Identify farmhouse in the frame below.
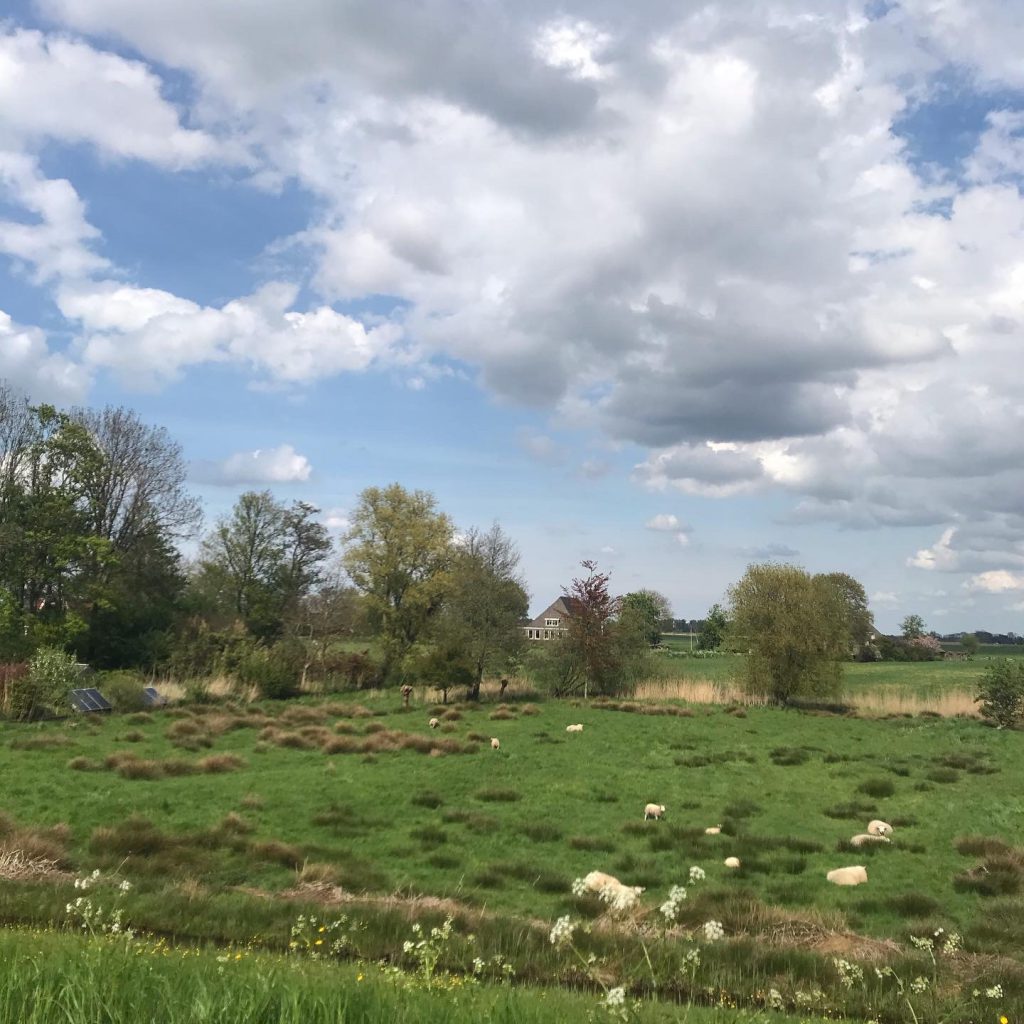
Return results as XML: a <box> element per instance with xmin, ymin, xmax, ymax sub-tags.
<box><xmin>522</xmin><ymin>596</ymin><xmax>581</xmax><ymax>641</ymax></box>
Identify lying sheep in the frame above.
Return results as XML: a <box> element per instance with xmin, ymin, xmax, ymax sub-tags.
<box><xmin>428</xmin><ymin>718</ymin><xmax>440</xmax><ymax>729</ymax></box>
<box><xmin>850</xmin><ymin>833</ymin><xmax>890</xmax><ymax>848</ymax></box>
<box><xmin>826</xmin><ymin>865</ymin><xmax>868</xmax><ymax>886</ymax></box>
<box><xmin>582</xmin><ymin>870</ymin><xmax>645</xmax><ymax>911</ymax></box>
<box><xmin>704</xmin><ymin>825</ymin><xmax>722</xmax><ymax>835</ymax></box>
<box><xmin>867</xmin><ymin>819</ymin><xmax>893</xmax><ymax>837</ymax></box>
<box><xmin>490</xmin><ymin>737</ymin><xmax>500</xmax><ymax>750</ymax></box>
<box><xmin>644</xmin><ymin>803</ymin><xmax>666</xmax><ymax>820</ymax></box>
<box><xmin>724</xmin><ymin>856</ymin><xmax>741</xmax><ymax>869</ymax></box>
<box><xmin>566</xmin><ymin>723</ymin><xmax>584</xmax><ymax>733</ymax></box>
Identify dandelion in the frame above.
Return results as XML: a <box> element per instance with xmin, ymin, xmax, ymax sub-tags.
<box><xmin>703</xmin><ymin>920</ymin><xmax>725</xmax><ymax>942</ymax></box>
<box><xmin>549</xmin><ymin>916</ymin><xmax>576</xmax><ymax>947</ymax></box>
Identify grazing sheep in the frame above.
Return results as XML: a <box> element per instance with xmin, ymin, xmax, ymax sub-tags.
<box><xmin>724</xmin><ymin>857</ymin><xmax>741</xmax><ymax>869</ymax></box>
<box><xmin>582</xmin><ymin>870</ymin><xmax>645</xmax><ymax>910</ymax></box>
<box><xmin>490</xmin><ymin>737</ymin><xmax>500</xmax><ymax>750</ymax></box>
<box><xmin>428</xmin><ymin>718</ymin><xmax>440</xmax><ymax>729</ymax></box>
<box><xmin>826</xmin><ymin>865</ymin><xmax>868</xmax><ymax>886</ymax></box>
<box><xmin>566</xmin><ymin>724</ymin><xmax>584</xmax><ymax>733</ymax></box>
<box><xmin>643</xmin><ymin>803</ymin><xmax>666</xmax><ymax>820</ymax></box>
<box><xmin>704</xmin><ymin>825</ymin><xmax>722</xmax><ymax>835</ymax></box>
<box><xmin>867</xmin><ymin>819</ymin><xmax>893</xmax><ymax>837</ymax></box>
<box><xmin>850</xmin><ymin>833</ymin><xmax>891</xmax><ymax>848</ymax></box>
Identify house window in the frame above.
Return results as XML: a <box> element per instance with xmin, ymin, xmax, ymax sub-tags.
<box><xmin>544</xmin><ymin>630</ymin><xmax>550</xmax><ymax>639</ymax></box>
<box><xmin>545</xmin><ymin>618</ymin><xmax>560</xmax><ymax>627</ymax></box>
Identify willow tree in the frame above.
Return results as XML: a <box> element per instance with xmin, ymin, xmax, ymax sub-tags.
<box><xmin>728</xmin><ymin>562</ymin><xmax>849</xmax><ymax>704</ymax></box>
<box><xmin>342</xmin><ymin>484</ymin><xmax>454</xmax><ymax>683</ymax></box>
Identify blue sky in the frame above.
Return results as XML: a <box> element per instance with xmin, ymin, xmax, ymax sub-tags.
<box><xmin>2</xmin><ymin>0</ymin><xmax>1024</xmax><ymax>632</ymax></box>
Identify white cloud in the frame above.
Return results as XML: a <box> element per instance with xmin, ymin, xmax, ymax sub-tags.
<box><xmin>322</xmin><ymin>507</ymin><xmax>350</xmax><ymax>533</ymax></box>
<box><xmin>192</xmin><ymin>444</ymin><xmax>312</xmax><ymax>485</ymax></box>
<box><xmin>59</xmin><ymin>280</ymin><xmax>404</xmax><ymax>387</ymax></box>
<box><xmin>0</xmin><ymin>28</ymin><xmax>220</xmax><ymax>168</ymax></box>
<box><xmin>0</xmin><ymin>309</ymin><xmax>90</xmax><ymax>402</ymax></box>
<box><xmin>870</xmin><ymin>591</ymin><xmax>899</xmax><ymax>606</ymax></box>
<box><xmin>907</xmin><ymin>528</ymin><xmax>959</xmax><ymax>571</ymax></box>
<box><xmin>646</xmin><ymin>513</ymin><xmax>681</xmax><ymax>532</ymax></box>
<box><xmin>965</xmin><ymin>570</ymin><xmax>1024</xmax><ymax>594</ymax></box>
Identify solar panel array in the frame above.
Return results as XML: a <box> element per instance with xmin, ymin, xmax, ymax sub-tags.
<box><xmin>142</xmin><ymin>687</ymin><xmax>168</xmax><ymax>708</ymax></box>
<box><xmin>69</xmin><ymin>687</ymin><xmax>112</xmax><ymax>713</ymax></box>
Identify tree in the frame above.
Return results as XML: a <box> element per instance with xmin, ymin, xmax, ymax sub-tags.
<box><xmin>975</xmin><ymin>658</ymin><xmax>1024</xmax><ymax>729</ymax></box>
<box><xmin>728</xmin><ymin>562</ymin><xmax>849</xmax><ymax>704</ymax></box>
<box><xmin>433</xmin><ymin>524</ymin><xmax>529</xmax><ymax>700</ymax></box>
<box><xmin>901</xmin><ymin>614</ymin><xmax>925</xmax><ymax>641</ymax></box>
<box><xmin>539</xmin><ymin>560</ymin><xmax>649</xmax><ymax>698</ymax></box>
<box><xmin>697</xmin><ymin>603</ymin><xmax>728</xmax><ymax>651</ymax></box>
<box><xmin>815</xmin><ymin>572</ymin><xmax>874</xmax><ymax>656</ymax></box>
<box><xmin>342</xmin><ymin>484</ymin><xmax>454</xmax><ymax>683</ymax></box>
<box><xmin>960</xmin><ymin>633</ymin><xmax>980</xmax><ymax>657</ymax></box>
<box><xmin>198</xmin><ymin>491</ymin><xmax>331</xmax><ymax>639</ymax></box>
<box><xmin>621</xmin><ymin>590</ymin><xmax>672</xmax><ymax>648</ymax></box>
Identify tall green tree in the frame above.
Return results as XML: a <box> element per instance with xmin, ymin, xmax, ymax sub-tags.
<box><xmin>341</xmin><ymin>484</ymin><xmax>454</xmax><ymax>682</ymax></box>
<box><xmin>198</xmin><ymin>491</ymin><xmax>331</xmax><ymax>639</ymax></box>
<box><xmin>728</xmin><ymin>562</ymin><xmax>849</xmax><ymax>704</ymax></box>
<box><xmin>815</xmin><ymin>572</ymin><xmax>874</xmax><ymax>656</ymax></box>
<box><xmin>620</xmin><ymin>589</ymin><xmax>672</xmax><ymax>647</ymax></box>
<box><xmin>901</xmin><ymin>614</ymin><xmax>925</xmax><ymax>641</ymax></box>
<box><xmin>433</xmin><ymin>524</ymin><xmax>529</xmax><ymax>700</ymax></box>
<box><xmin>697</xmin><ymin>603</ymin><xmax>728</xmax><ymax>651</ymax></box>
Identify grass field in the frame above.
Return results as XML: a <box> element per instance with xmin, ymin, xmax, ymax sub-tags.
<box><xmin>1</xmin><ymin>689</ymin><xmax>1022</xmax><ymax>1021</ymax></box>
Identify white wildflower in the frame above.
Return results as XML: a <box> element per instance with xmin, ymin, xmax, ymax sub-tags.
<box><xmin>549</xmin><ymin>916</ymin><xmax>576</xmax><ymax>947</ymax></box>
<box><xmin>605</xmin><ymin>987</ymin><xmax>626</xmax><ymax>1007</ymax></box>
<box><xmin>910</xmin><ymin>976</ymin><xmax>930</xmax><ymax>994</ymax></box>
<box><xmin>703</xmin><ymin>920</ymin><xmax>724</xmax><ymax>942</ymax></box>
<box><xmin>985</xmin><ymin>984</ymin><xmax>1003</xmax><ymax>999</ymax></box>
<box><xmin>571</xmin><ymin>877</ymin><xmax>589</xmax><ymax>897</ymax></box>
<box><xmin>659</xmin><ymin>885</ymin><xmax>688</xmax><ymax>923</ymax></box>
<box><xmin>688</xmin><ymin>865</ymin><xmax>706</xmax><ymax>883</ymax></box>
<box><xmin>767</xmin><ymin>988</ymin><xmax>785</xmax><ymax>1011</ymax></box>
<box><xmin>118</xmin><ymin>880</ymin><xmax>132</xmax><ymax>893</ymax></box>
<box><xmin>833</xmin><ymin>958</ymin><xmax>864</xmax><ymax>989</ymax></box>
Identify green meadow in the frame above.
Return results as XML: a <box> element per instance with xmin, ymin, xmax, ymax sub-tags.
<box><xmin>1</xmin><ymin>689</ymin><xmax>1022</xmax><ymax>1021</ymax></box>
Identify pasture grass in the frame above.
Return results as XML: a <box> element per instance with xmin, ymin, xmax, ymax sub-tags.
<box><xmin>1</xmin><ymin>691</ymin><xmax>1023</xmax><ymax>1019</ymax></box>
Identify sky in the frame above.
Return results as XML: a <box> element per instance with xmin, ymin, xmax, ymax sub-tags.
<box><xmin>2</xmin><ymin>1</ymin><xmax>1024</xmax><ymax>633</ymax></box>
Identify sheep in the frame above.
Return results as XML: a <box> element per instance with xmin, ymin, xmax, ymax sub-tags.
<box><xmin>826</xmin><ymin>865</ymin><xmax>868</xmax><ymax>886</ymax></box>
<box><xmin>724</xmin><ymin>856</ymin><xmax>741</xmax><ymax>869</ymax></box>
<box><xmin>850</xmin><ymin>833</ymin><xmax>891</xmax><ymax>848</ymax></box>
<box><xmin>867</xmin><ymin>819</ymin><xmax>893</xmax><ymax>838</ymax></box>
<box><xmin>582</xmin><ymin>870</ymin><xmax>645</xmax><ymax>911</ymax></box>
<box><xmin>644</xmin><ymin>803</ymin><xmax>666</xmax><ymax>820</ymax></box>
<box><xmin>428</xmin><ymin>718</ymin><xmax>440</xmax><ymax>729</ymax></box>
<box><xmin>566</xmin><ymin>723</ymin><xmax>584</xmax><ymax>733</ymax></box>
<box><xmin>704</xmin><ymin>825</ymin><xmax>722</xmax><ymax>835</ymax></box>
<box><xmin>490</xmin><ymin>737</ymin><xmax>500</xmax><ymax>750</ymax></box>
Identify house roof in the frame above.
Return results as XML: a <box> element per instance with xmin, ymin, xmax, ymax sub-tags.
<box><xmin>525</xmin><ymin>595</ymin><xmax>583</xmax><ymax>628</ymax></box>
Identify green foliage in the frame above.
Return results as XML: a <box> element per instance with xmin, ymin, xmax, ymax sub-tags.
<box><xmin>236</xmin><ymin>641</ymin><xmax>304</xmax><ymax>700</ymax></box>
<box><xmin>901</xmin><ymin>614</ymin><xmax>926</xmax><ymax>641</ymax></box>
<box><xmin>728</xmin><ymin>563</ymin><xmax>848</xmax><ymax>704</ymax></box>
<box><xmin>342</xmin><ymin>484</ymin><xmax>454</xmax><ymax>682</ymax></box>
<box><xmin>621</xmin><ymin>590</ymin><xmax>672</xmax><ymax>648</ymax></box>
<box><xmin>975</xmin><ymin>658</ymin><xmax>1024</xmax><ymax>728</ymax></box>
<box><xmin>697</xmin><ymin>604</ymin><xmax>728</xmax><ymax>651</ymax></box>
<box><xmin>960</xmin><ymin>633</ymin><xmax>980</xmax><ymax>657</ymax></box>
<box><xmin>815</xmin><ymin>573</ymin><xmax>874</xmax><ymax>656</ymax></box>
<box><xmin>9</xmin><ymin>646</ymin><xmax>80</xmax><ymax>720</ymax></box>
<box><xmin>97</xmin><ymin>671</ymin><xmax>148</xmax><ymax>712</ymax></box>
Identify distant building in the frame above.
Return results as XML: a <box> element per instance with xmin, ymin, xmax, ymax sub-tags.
<box><xmin>522</xmin><ymin>596</ymin><xmax>582</xmax><ymax>641</ymax></box>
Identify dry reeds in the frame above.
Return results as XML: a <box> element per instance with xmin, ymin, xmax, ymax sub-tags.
<box><xmin>197</xmin><ymin>754</ymin><xmax>246</xmax><ymax>774</ymax></box>
<box><xmin>320</xmin><ymin>728</ymin><xmax>477</xmax><ymax>757</ymax></box>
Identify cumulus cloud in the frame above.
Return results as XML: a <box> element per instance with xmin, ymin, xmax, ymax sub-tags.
<box><xmin>645</xmin><ymin>513</ymin><xmax>691</xmax><ymax>547</ymax></box>
<box><xmin>870</xmin><ymin>591</ymin><xmax>899</xmax><ymax>606</ymax></box>
<box><xmin>965</xmin><ymin>570</ymin><xmax>1024</xmax><ymax>593</ymax></box>
<box><xmin>0</xmin><ymin>310</ymin><xmax>90</xmax><ymax>402</ymax></box>
<box><xmin>192</xmin><ymin>444</ymin><xmax>313</xmax><ymax>485</ymax></box>
<box><xmin>0</xmin><ymin>28</ymin><xmax>220</xmax><ymax>167</ymax></box>
<box><xmin>59</xmin><ymin>281</ymin><xmax>404</xmax><ymax>387</ymax></box>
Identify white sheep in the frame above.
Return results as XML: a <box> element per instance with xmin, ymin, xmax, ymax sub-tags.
<box><xmin>867</xmin><ymin>819</ymin><xmax>893</xmax><ymax>837</ymax></box>
<box><xmin>704</xmin><ymin>825</ymin><xmax>722</xmax><ymax>835</ymax></box>
<box><xmin>428</xmin><ymin>717</ymin><xmax>440</xmax><ymax>729</ymax></box>
<box><xmin>490</xmin><ymin>737</ymin><xmax>500</xmax><ymax>750</ymax></box>
<box><xmin>566</xmin><ymin>724</ymin><xmax>584</xmax><ymax>733</ymax></box>
<box><xmin>724</xmin><ymin>856</ymin><xmax>741</xmax><ymax>869</ymax></box>
<box><xmin>850</xmin><ymin>833</ymin><xmax>891</xmax><ymax>848</ymax></box>
<box><xmin>643</xmin><ymin>803</ymin><xmax>666</xmax><ymax>820</ymax></box>
<box><xmin>582</xmin><ymin>870</ymin><xmax>645</xmax><ymax>911</ymax></box>
<box><xmin>826</xmin><ymin>865</ymin><xmax>868</xmax><ymax>886</ymax></box>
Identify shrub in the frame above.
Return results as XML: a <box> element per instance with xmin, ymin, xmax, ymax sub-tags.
<box><xmin>856</xmin><ymin>777</ymin><xmax>895</xmax><ymax>798</ymax></box>
<box><xmin>236</xmin><ymin>643</ymin><xmax>302</xmax><ymax>701</ymax></box>
<box><xmin>10</xmin><ymin>647</ymin><xmax>81</xmax><ymax>721</ymax></box>
<box><xmin>975</xmin><ymin>658</ymin><xmax>1024</xmax><ymax>728</ymax></box>
<box><xmin>99</xmin><ymin>671</ymin><xmax>148</xmax><ymax>712</ymax></box>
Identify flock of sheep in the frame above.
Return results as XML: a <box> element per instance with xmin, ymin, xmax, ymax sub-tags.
<box><xmin>426</xmin><ymin>714</ymin><xmax>892</xmax><ymax>902</ymax></box>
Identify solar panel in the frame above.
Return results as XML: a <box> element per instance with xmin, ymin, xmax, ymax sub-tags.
<box><xmin>142</xmin><ymin>687</ymin><xmax>168</xmax><ymax>708</ymax></box>
<box><xmin>69</xmin><ymin>687</ymin><xmax>112</xmax><ymax>713</ymax></box>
